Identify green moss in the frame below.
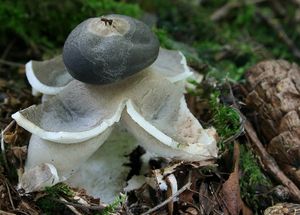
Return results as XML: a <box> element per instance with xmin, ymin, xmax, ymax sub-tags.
<box><xmin>0</xmin><ymin>0</ymin><xmax>142</xmax><ymax>55</ymax></box>
<box><xmin>99</xmin><ymin>194</ymin><xmax>126</xmax><ymax>215</ymax></box>
<box><xmin>209</xmin><ymin>91</ymin><xmax>241</xmax><ymax>141</ymax></box>
<box><xmin>240</xmin><ymin>144</ymin><xmax>272</xmax><ymax>212</ymax></box>
<box><xmin>44</xmin><ymin>183</ymin><xmax>74</xmax><ymax>198</ymax></box>
<box><xmin>134</xmin><ymin>0</ymin><xmax>217</xmax><ymax>42</ymax></box>
<box><xmin>2</xmin><ymin>0</ymin><xmax>299</xmax><ymax>82</ymax></box>
<box><xmin>36</xmin><ymin>183</ymin><xmax>74</xmax><ymax>214</ymax></box>
<box><xmin>82</xmin><ymin>0</ymin><xmax>142</xmax><ymax>18</ymax></box>
<box><xmin>154</xmin><ymin>28</ymin><xmax>205</xmax><ymax>69</ymax></box>
<box><xmin>143</xmin><ymin>0</ymin><xmax>300</xmax><ymax>82</ymax></box>
<box><xmin>153</xmin><ymin>28</ymin><xmax>174</xmax><ymax>49</ymax></box>
<box><xmin>186</xmin><ymin>80</ymin><xmax>242</xmax><ymax>150</ymax></box>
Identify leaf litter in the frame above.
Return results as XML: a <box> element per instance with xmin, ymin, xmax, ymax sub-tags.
<box><xmin>1</xmin><ymin>58</ymin><xmax>298</xmax><ymax>215</ymax></box>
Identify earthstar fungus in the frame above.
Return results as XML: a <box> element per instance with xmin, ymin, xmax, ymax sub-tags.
<box><xmin>63</xmin><ymin>14</ymin><xmax>160</xmax><ymax>84</ymax></box>
<box><xmin>12</xmin><ymin>14</ymin><xmax>218</xmax><ymax>203</ymax></box>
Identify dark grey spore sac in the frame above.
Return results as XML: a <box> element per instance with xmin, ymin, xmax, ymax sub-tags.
<box><xmin>62</xmin><ymin>14</ymin><xmax>160</xmax><ymax>85</ymax></box>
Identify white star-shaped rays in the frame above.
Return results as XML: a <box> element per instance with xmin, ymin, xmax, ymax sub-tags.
<box><xmin>12</xmin><ymin>48</ymin><xmax>218</xmax><ymax>203</ymax></box>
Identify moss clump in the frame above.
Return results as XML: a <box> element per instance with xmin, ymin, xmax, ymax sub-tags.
<box><xmin>0</xmin><ymin>0</ymin><xmax>142</xmax><ymax>55</ymax></box>
<box><xmin>209</xmin><ymin>91</ymin><xmax>241</xmax><ymax>141</ymax></box>
<box><xmin>154</xmin><ymin>28</ymin><xmax>205</xmax><ymax>70</ymax></box>
<box><xmin>240</xmin><ymin>144</ymin><xmax>272</xmax><ymax>213</ymax></box>
<box><xmin>44</xmin><ymin>183</ymin><xmax>74</xmax><ymax>198</ymax></box>
<box><xmin>136</xmin><ymin>0</ymin><xmax>300</xmax><ymax>82</ymax></box>
<box><xmin>99</xmin><ymin>194</ymin><xmax>126</xmax><ymax>215</ymax></box>
<box><xmin>36</xmin><ymin>183</ymin><xmax>74</xmax><ymax>214</ymax></box>
<box><xmin>186</xmin><ymin>78</ymin><xmax>242</xmax><ymax>150</ymax></box>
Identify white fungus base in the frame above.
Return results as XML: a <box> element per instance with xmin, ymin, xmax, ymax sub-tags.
<box><xmin>66</xmin><ymin>126</ymin><xmax>138</xmax><ymax>203</ymax></box>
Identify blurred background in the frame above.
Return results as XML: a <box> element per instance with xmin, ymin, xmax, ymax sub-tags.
<box><xmin>2</xmin><ymin>0</ymin><xmax>300</xmax><ymax>82</ymax></box>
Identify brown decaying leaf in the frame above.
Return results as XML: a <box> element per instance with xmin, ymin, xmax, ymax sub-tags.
<box><xmin>0</xmin><ymin>180</ymin><xmax>12</xmax><ymax>211</ymax></box>
<box><xmin>185</xmin><ymin>207</ymin><xmax>199</xmax><ymax>215</ymax></box>
<box><xmin>199</xmin><ymin>183</ymin><xmax>213</xmax><ymax>214</ymax></box>
<box><xmin>222</xmin><ymin>142</ymin><xmax>253</xmax><ymax>215</ymax></box>
<box><xmin>179</xmin><ymin>171</ymin><xmax>195</xmax><ymax>204</ymax></box>
<box><xmin>11</xmin><ymin>146</ymin><xmax>27</xmax><ymax>160</ymax></box>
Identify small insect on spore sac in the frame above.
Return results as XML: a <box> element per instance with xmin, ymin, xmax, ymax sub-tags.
<box><xmin>101</xmin><ymin>18</ymin><xmax>113</xmax><ymax>26</ymax></box>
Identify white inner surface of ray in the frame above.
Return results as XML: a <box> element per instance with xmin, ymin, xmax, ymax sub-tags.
<box><xmin>11</xmin><ymin>102</ymin><xmax>125</xmax><ymax>144</ymax></box>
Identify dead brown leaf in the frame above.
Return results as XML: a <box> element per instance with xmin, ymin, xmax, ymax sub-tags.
<box><xmin>185</xmin><ymin>207</ymin><xmax>198</xmax><ymax>215</ymax></box>
<box><xmin>11</xmin><ymin>146</ymin><xmax>27</xmax><ymax>161</ymax></box>
<box><xmin>3</xmin><ymin>131</ymin><xmax>18</xmax><ymax>145</ymax></box>
<box><xmin>0</xmin><ymin>78</ymin><xmax>7</xmax><ymax>88</ymax></box>
<box><xmin>179</xmin><ymin>171</ymin><xmax>196</xmax><ymax>204</ymax></box>
<box><xmin>222</xmin><ymin>169</ymin><xmax>241</xmax><ymax>215</ymax></box>
<box><xmin>222</xmin><ymin>142</ymin><xmax>253</xmax><ymax>215</ymax></box>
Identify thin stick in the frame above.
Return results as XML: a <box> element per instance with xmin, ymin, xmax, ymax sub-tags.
<box><xmin>0</xmin><ymin>59</ymin><xmax>24</xmax><ymax>67</ymax></box>
<box><xmin>244</xmin><ymin>119</ymin><xmax>300</xmax><ymax>202</ymax></box>
<box><xmin>0</xmin><ymin>210</ymin><xmax>15</xmax><ymax>215</ymax></box>
<box><xmin>141</xmin><ymin>182</ymin><xmax>192</xmax><ymax>215</ymax></box>
<box><xmin>1</xmin><ymin>121</ymin><xmax>16</xmax><ymax>172</ymax></box>
<box><xmin>222</xmin><ymin>81</ymin><xmax>245</xmax><ymax>144</ymax></box>
<box><xmin>257</xmin><ymin>10</ymin><xmax>300</xmax><ymax>59</ymax></box>
<box><xmin>5</xmin><ymin>181</ymin><xmax>15</xmax><ymax>210</ymax></box>
<box><xmin>59</xmin><ymin>197</ymin><xmax>83</xmax><ymax>215</ymax></box>
<box><xmin>51</xmin><ymin>197</ymin><xmax>105</xmax><ymax>211</ymax></box>
<box><xmin>1</xmin><ymin>39</ymin><xmax>15</xmax><ymax>60</ymax></box>
<box><xmin>210</xmin><ymin>0</ymin><xmax>266</xmax><ymax>21</ymax></box>
<box><xmin>11</xmin><ymin>210</ymin><xmax>30</xmax><ymax>215</ymax></box>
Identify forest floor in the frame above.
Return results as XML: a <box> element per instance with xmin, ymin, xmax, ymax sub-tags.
<box><xmin>1</xmin><ymin>0</ymin><xmax>300</xmax><ymax>214</ymax></box>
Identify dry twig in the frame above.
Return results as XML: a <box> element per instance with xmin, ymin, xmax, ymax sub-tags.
<box><xmin>1</xmin><ymin>40</ymin><xmax>15</xmax><ymax>60</ymax></box>
<box><xmin>0</xmin><ymin>210</ymin><xmax>15</xmax><ymax>215</ymax></box>
<box><xmin>59</xmin><ymin>197</ymin><xmax>83</xmax><ymax>215</ymax></box>
<box><xmin>1</xmin><ymin>121</ymin><xmax>16</xmax><ymax>173</ymax></box>
<box><xmin>0</xmin><ymin>59</ymin><xmax>24</xmax><ymax>68</ymax></box>
<box><xmin>51</xmin><ymin>197</ymin><xmax>105</xmax><ymax>212</ymax></box>
<box><xmin>5</xmin><ymin>181</ymin><xmax>15</xmax><ymax>210</ymax></box>
<box><xmin>210</xmin><ymin>0</ymin><xmax>266</xmax><ymax>21</ymax></box>
<box><xmin>257</xmin><ymin>10</ymin><xmax>300</xmax><ymax>59</ymax></box>
<box><xmin>244</xmin><ymin>118</ymin><xmax>300</xmax><ymax>203</ymax></box>
<box><xmin>141</xmin><ymin>182</ymin><xmax>192</xmax><ymax>215</ymax></box>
